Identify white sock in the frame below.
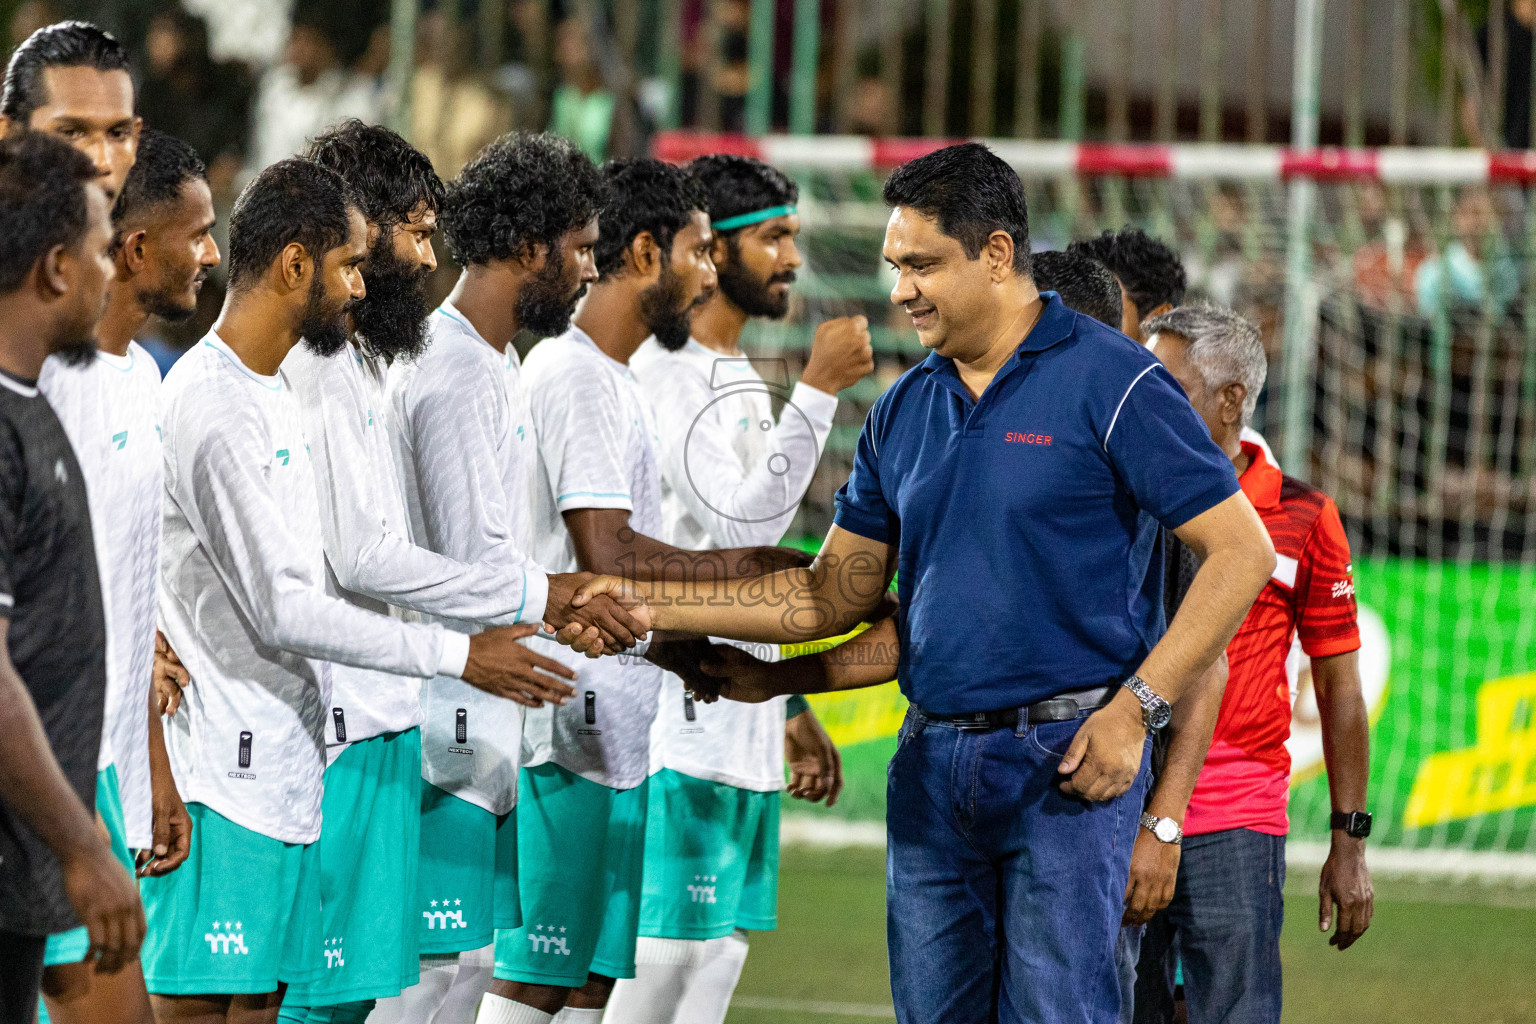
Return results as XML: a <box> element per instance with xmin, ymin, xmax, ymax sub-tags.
<box><xmin>475</xmin><ymin>993</ymin><xmax>555</xmax><ymax>1024</ymax></box>
<box><xmin>437</xmin><ymin>943</ymin><xmax>496</xmax><ymax>1024</ymax></box>
<box><xmin>603</xmin><ymin>938</ymin><xmax>708</xmax><ymax>1024</ymax></box>
<box><xmin>672</xmin><ymin>931</ymin><xmax>749</xmax><ymax>1024</ymax></box>
<box><xmin>368</xmin><ymin>956</ymin><xmax>458</xmax><ymax>1024</ymax></box>
<box><xmin>552</xmin><ymin>1010</ymin><xmax>605</xmax><ymax>1023</ymax></box>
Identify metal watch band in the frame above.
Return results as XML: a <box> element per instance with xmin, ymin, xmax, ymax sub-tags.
<box><xmin>1123</xmin><ymin>674</ymin><xmax>1172</xmax><ymax>731</ymax></box>
<box><xmin>1140</xmin><ymin>813</ymin><xmax>1183</xmax><ymax>845</ymax></box>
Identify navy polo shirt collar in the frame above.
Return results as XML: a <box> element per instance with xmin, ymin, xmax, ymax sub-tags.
<box><xmin>918</xmin><ymin>292</ymin><xmax>1077</xmax><ymax>385</ymax></box>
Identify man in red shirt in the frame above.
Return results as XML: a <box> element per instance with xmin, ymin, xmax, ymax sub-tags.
<box><xmin>1133</xmin><ymin>305</ymin><xmax>1375</xmax><ymax>1024</ymax></box>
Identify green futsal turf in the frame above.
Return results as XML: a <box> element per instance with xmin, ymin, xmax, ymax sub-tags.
<box><xmin>726</xmin><ymin>845</ymin><xmax>1536</xmax><ymax>1024</ymax></box>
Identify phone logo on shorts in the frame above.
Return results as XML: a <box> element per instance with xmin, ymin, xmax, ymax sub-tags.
<box><xmin>584</xmin><ymin>692</ymin><xmax>597</xmax><ymax>725</ymax></box>
<box><xmin>332</xmin><ymin>708</ymin><xmax>347</xmax><ymax>743</ymax></box>
<box><xmin>683</xmin><ymin>693</ymin><xmax>697</xmax><ymax>722</ymax></box>
<box><xmin>455</xmin><ymin>708</ymin><xmax>468</xmax><ymax>744</ymax></box>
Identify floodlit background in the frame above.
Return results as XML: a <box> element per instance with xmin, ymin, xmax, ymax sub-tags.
<box><xmin>11</xmin><ymin>0</ymin><xmax>1536</xmax><ymax>1019</ymax></box>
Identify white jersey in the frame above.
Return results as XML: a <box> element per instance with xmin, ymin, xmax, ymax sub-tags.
<box><xmin>38</xmin><ymin>344</ymin><xmax>163</xmax><ymax>847</ymax></box>
<box><xmin>159</xmin><ymin>332</ymin><xmax>459</xmax><ymax>843</ymax></box>
<box><xmin>523</xmin><ymin>326</ymin><xmax>665</xmax><ymax>791</ymax></box>
<box><xmin>286</xmin><ymin>341</ymin><xmax>548</xmax><ymax>762</ymax></box>
<box><xmin>386</xmin><ymin>305</ymin><xmax>550</xmax><ymax>814</ymax></box>
<box><xmin>631</xmin><ymin>338</ymin><xmax>837</xmax><ymax>791</ymax></box>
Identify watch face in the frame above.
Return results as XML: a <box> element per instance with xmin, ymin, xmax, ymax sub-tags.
<box><xmin>1146</xmin><ymin>702</ymin><xmax>1173</xmax><ymax>731</ymax></box>
<box><xmin>1154</xmin><ymin>818</ymin><xmax>1180</xmax><ymax>843</ymax></box>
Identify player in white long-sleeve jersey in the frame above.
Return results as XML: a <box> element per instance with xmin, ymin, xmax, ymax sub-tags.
<box><xmin>35</xmin><ymin>128</ymin><xmax>218</xmax><ymax>1024</ymax></box>
<box><xmin>142</xmin><ymin>159</ymin><xmax>570</xmax><ymax>1024</ymax></box>
<box><xmin>603</xmin><ymin>155</ymin><xmax>869</xmax><ymax>1024</ymax></box>
<box><xmin>371</xmin><ymin>133</ymin><xmax>644</xmax><ymax>1024</ymax></box>
<box><xmin>476</xmin><ymin>159</ymin><xmax>808</xmax><ymax>1024</ymax></box>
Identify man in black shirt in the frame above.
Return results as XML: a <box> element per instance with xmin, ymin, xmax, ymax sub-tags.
<box><xmin>0</xmin><ymin>131</ymin><xmax>142</xmax><ymax>1022</ymax></box>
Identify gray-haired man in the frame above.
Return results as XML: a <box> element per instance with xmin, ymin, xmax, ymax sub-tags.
<box><xmin>1133</xmin><ymin>305</ymin><xmax>1374</xmax><ymax>1024</ymax></box>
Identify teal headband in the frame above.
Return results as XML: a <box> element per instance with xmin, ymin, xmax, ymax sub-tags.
<box><xmin>711</xmin><ymin>204</ymin><xmax>798</xmax><ymax>232</ymax></box>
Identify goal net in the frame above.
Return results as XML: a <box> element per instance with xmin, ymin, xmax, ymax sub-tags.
<box><xmin>657</xmin><ymin>132</ymin><xmax>1536</xmax><ymax>873</ymax></box>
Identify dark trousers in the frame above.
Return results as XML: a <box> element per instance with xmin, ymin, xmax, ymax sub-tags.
<box><xmin>886</xmin><ymin>708</ymin><xmax>1151</xmax><ymax>1024</ymax></box>
<box><xmin>0</xmin><ymin>929</ymin><xmax>45</xmax><ymax>1024</ymax></box>
<box><xmin>1132</xmin><ymin>828</ymin><xmax>1286</xmax><ymax>1024</ymax></box>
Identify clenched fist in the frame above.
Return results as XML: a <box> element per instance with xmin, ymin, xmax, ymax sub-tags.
<box><xmin>801</xmin><ymin>315</ymin><xmax>874</xmax><ymax>395</ymax></box>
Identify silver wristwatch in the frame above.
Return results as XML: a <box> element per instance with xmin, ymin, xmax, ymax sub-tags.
<box><xmin>1122</xmin><ymin>674</ymin><xmax>1172</xmax><ymax>731</ymax></box>
<box><xmin>1140</xmin><ymin>813</ymin><xmax>1183</xmax><ymax>845</ymax></box>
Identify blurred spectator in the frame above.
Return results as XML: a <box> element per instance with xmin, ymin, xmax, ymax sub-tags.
<box><xmin>548</xmin><ymin>14</ymin><xmax>616</xmax><ymax>161</ymax></box>
<box><xmin>138</xmin><ymin>10</ymin><xmax>252</xmax><ymax>199</ymax></box>
<box><xmin>847</xmin><ymin>71</ymin><xmax>894</xmax><ymax>136</ymax></box>
<box><xmin>1351</xmin><ymin>183</ymin><xmax>1427</xmax><ymax>314</ymax></box>
<box><xmin>8</xmin><ymin>0</ymin><xmax>59</xmax><ymax>48</ymax></box>
<box><xmin>410</xmin><ymin>10</ymin><xmax>512</xmax><ymax>178</ymax></box>
<box><xmin>1466</xmin><ymin>0</ymin><xmax>1536</xmax><ymax>149</ymax></box>
<box><xmin>1415</xmin><ymin>188</ymin><xmax>1518</xmax><ymax>318</ymax></box>
<box><xmin>182</xmin><ymin>0</ymin><xmax>295</xmax><ymax>67</ymax></box>
<box><xmin>247</xmin><ymin>5</ymin><xmax>386</xmax><ymax>173</ymax></box>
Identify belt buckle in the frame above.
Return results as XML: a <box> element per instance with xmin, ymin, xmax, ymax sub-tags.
<box><xmin>953</xmin><ymin>713</ymin><xmax>993</xmax><ymax>732</ymax></box>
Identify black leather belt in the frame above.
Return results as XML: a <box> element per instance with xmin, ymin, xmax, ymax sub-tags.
<box><xmin>915</xmin><ymin>685</ymin><xmax>1118</xmax><ymax>731</ymax></box>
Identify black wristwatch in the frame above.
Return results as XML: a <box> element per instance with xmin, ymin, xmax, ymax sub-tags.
<box><xmin>1330</xmin><ymin>811</ymin><xmax>1372</xmax><ymax>839</ymax></box>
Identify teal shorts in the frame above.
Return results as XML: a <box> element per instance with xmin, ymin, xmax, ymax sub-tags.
<box><xmin>139</xmin><ymin>802</ymin><xmax>321</xmax><ymax>995</ymax></box>
<box><xmin>493</xmin><ymin>764</ymin><xmax>648</xmax><ymax>986</ymax></box>
<box><xmin>416</xmin><ymin>783</ymin><xmax>519</xmax><ymax>955</ymax></box>
<box><xmin>43</xmin><ymin>764</ymin><xmax>135</xmax><ymax>966</ymax></box>
<box><xmin>638</xmin><ymin>770</ymin><xmax>780</xmax><ymax>940</ymax></box>
<box><xmin>284</xmin><ymin>729</ymin><xmax>422</xmax><ymax>1005</ymax></box>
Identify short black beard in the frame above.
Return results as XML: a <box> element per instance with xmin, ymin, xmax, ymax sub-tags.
<box><xmin>516</xmin><ymin>246</ymin><xmax>583</xmax><ymax>339</ymax></box>
<box><xmin>352</xmin><ymin>236</ymin><xmax>430</xmax><ymax>362</ymax></box>
<box><xmin>641</xmin><ymin>262</ymin><xmax>694</xmax><ymax>352</ymax></box>
<box><xmin>299</xmin><ymin>273</ymin><xmax>352</xmax><ymax>358</ymax></box>
<box><xmin>138</xmin><ymin>281</ymin><xmax>200</xmax><ymax>323</ymax></box>
<box><xmin>55</xmin><ymin>335</ymin><xmax>98</xmax><ymax>367</ymax></box>
<box><xmin>717</xmin><ymin>238</ymin><xmax>793</xmax><ymax>319</ymax></box>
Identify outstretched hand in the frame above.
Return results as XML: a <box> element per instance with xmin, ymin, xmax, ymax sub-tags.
<box><xmin>464</xmin><ymin>623</ymin><xmax>579</xmax><ymax>707</ymax></box>
<box><xmin>544</xmin><ymin>572</ymin><xmax>651</xmax><ymax>655</ymax></box>
<box><xmin>695</xmin><ymin>643</ymin><xmax>795</xmax><ymax>704</ymax></box>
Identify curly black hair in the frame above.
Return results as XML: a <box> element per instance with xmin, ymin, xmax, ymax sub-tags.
<box><xmin>226</xmin><ymin>158</ymin><xmax>355</xmax><ymax>290</ymax></box>
<box><xmin>443</xmin><ymin>131</ymin><xmax>605</xmax><ymax>268</ymax></box>
<box><xmin>1031</xmin><ymin>251</ymin><xmax>1122</xmax><ymax>329</ymax></box>
<box><xmin>0</xmin><ymin>132</ymin><xmax>99</xmax><ymax>292</ymax></box>
<box><xmin>687</xmin><ymin>154</ymin><xmax>798</xmax><ymax>233</ymax></box>
<box><xmin>1067</xmin><ymin>227</ymin><xmax>1186</xmax><ymax>319</ymax></box>
<box><xmin>882</xmin><ymin>142</ymin><xmax>1030</xmax><ymax>274</ymax></box>
<box><xmin>305</xmin><ymin>119</ymin><xmax>444</xmax><ymax>232</ymax></box>
<box><xmin>114</xmin><ymin>128</ymin><xmax>206</xmax><ymax>226</ymax></box>
<box><xmin>595</xmin><ymin>157</ymin><xmax>708</xmax><ymax>279</ymax></box>
<box><xmin>2</xmin><ymin>21</ymin><xmax>130</xmax><ymax>122</ymax></box>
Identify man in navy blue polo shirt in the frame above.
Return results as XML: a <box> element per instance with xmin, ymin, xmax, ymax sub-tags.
<box><xmin>565</xmin><ymin>143</ymin><xmax>1276</xmax><ymax>1024</ymax></box>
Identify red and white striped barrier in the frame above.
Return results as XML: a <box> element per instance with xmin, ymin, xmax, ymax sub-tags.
<box><xmin>653</xmin><ymin>131</ymin><xmax>1536</xmax><ymax>184</ymax></box>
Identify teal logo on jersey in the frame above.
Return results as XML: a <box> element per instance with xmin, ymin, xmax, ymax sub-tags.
<box><xmin>275</xmin><ymin>449</ymin><xmax>291</xmax><ymax>466</ymax></box>
<box><xmin>737</xmin><ymin>417</ymin><xmax>749</xmax><ymax>433</ymax></box>
<box><xmin>112</xmin><ymin>430</ymin><xmax>127</xmax><ymax>450</ymax></box>
<box><xmin>516</xmin><ymin>425</ymin><xmax>525</xmax><ymax>441</ymax></box>
<box><xmin>367</xmin><ymin>409</ymin><xmax>374</xmax><ymax>427</ymax></box>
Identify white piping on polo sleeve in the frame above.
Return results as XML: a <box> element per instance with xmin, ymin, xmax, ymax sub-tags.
<box><xmin>1103</xmin><ymin>363</ymin><xmax>1160</xmax><ymax>452</ymax></box>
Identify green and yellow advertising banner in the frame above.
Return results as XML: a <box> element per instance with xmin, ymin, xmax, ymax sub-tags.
<box><xmin>789</xmin><ymin>558</ymin><xmax>1536</xmax><ymax>857</ymax></box>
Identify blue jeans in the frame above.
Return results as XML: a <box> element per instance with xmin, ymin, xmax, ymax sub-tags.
<box><xmin>1131</xmin><ymin>828</ymin><xmax>1285</xmax><ymax>1024</ymax></box>
<box><xmin>886</xmin><ymin>707</ymin><xmax>1152</xmax><ymax>1024</ymax></box>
